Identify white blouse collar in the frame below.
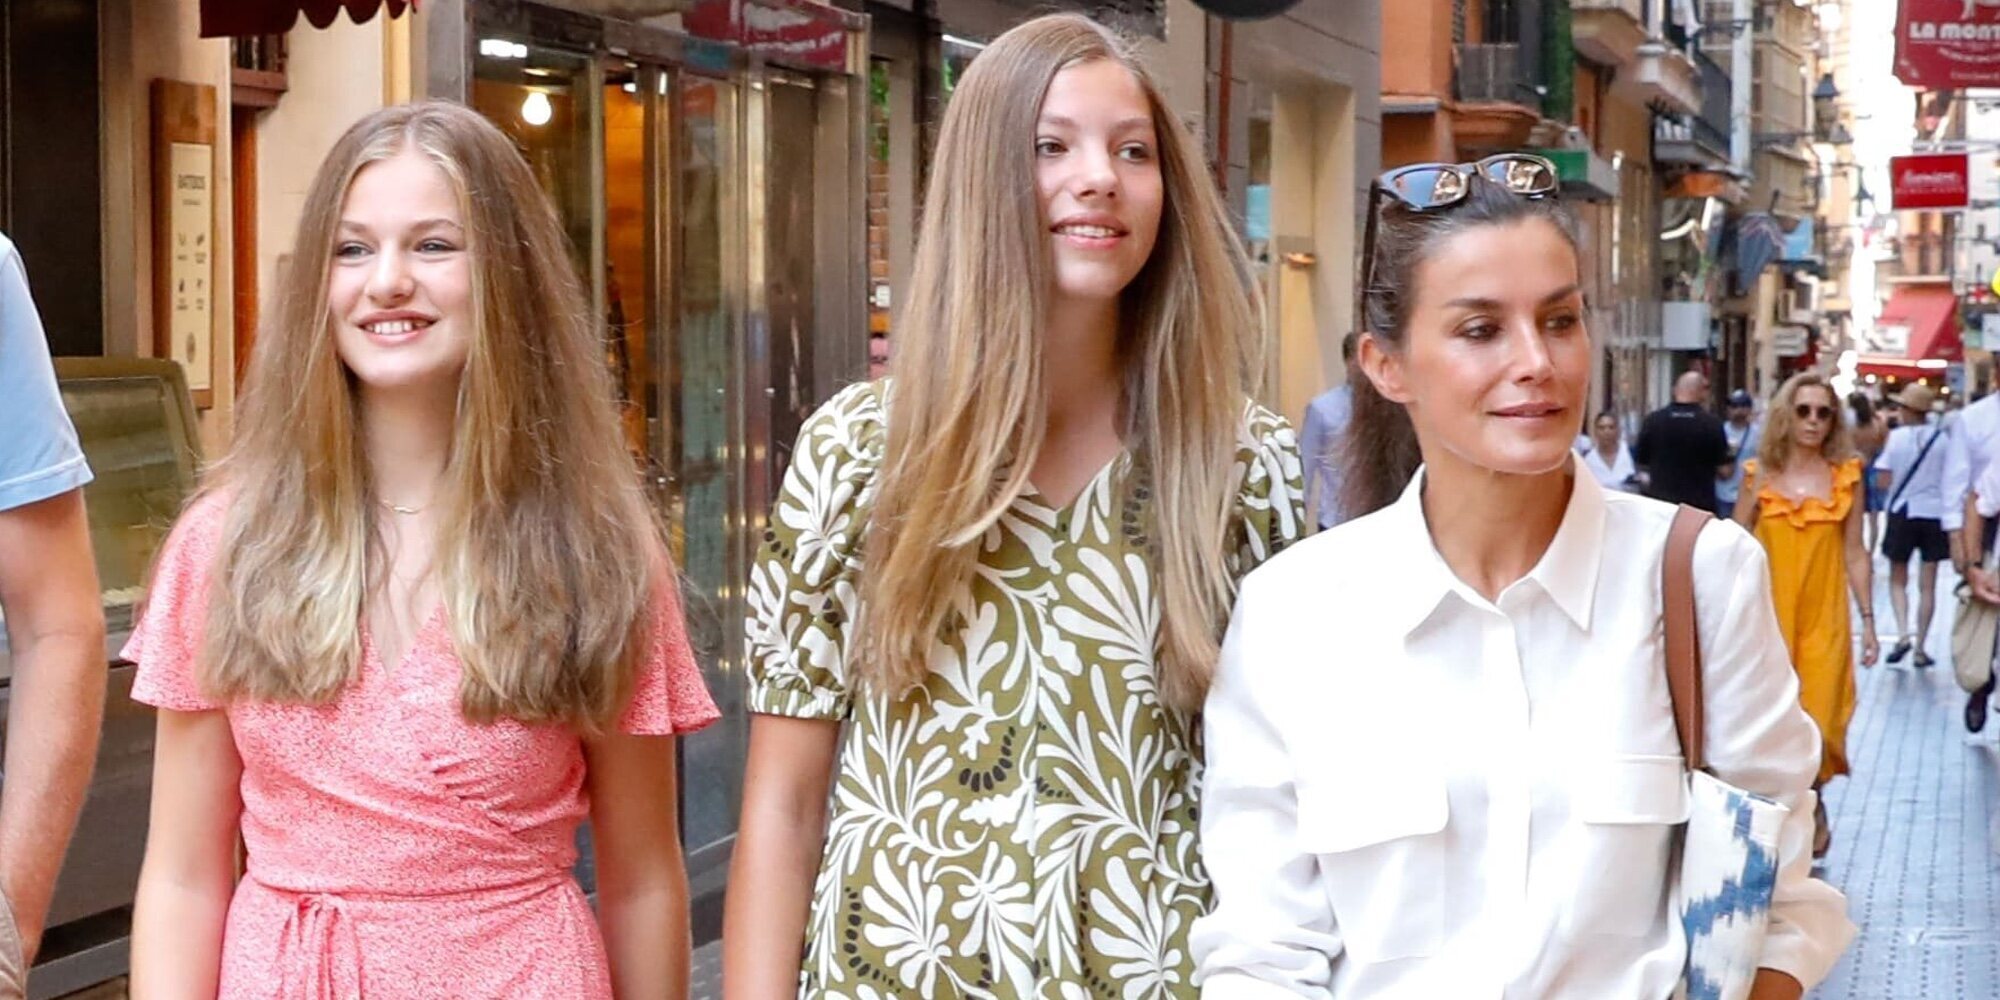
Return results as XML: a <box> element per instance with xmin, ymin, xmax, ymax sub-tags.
<box><xmin>1375</xmin><ymin>455</ymin><xmax>1609</xmax><ymax>637</ymax></box>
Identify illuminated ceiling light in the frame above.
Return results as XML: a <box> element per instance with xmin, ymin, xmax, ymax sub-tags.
<box><xmin>521</xmin><ymin>91</ymin><xmax>553</xmax><ymax>127</ymax></box>
<box><xmin>476</xmin><ymin>38</ymin><xmax>524</xmax><ymax>59</ymax></box>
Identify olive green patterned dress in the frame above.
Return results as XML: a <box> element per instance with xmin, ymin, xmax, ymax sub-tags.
<box><xmin>746</xmin><ymin>381</ymin><xmax>1304</xmax><ymax>1000</ymax></box>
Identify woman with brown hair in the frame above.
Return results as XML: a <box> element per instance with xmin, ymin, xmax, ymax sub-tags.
<box><xmin>126</xmin><ymin>102</ymin><xmax>718</xmax><ymax>998</ymax></box>
<box><xmin>723</xmin><ymin>12</ymin><xmax>1302</xmax><ymax>997</ymax></box>
<box><xmin>1193</xmin><ymin>160</ymin><xmax>1851</xmax><ymax>998</ymax></box>
<box><xmin>1736</xmin><ymin>373</ymin><xmax>1879</xmax><ymax>857</ymax></box>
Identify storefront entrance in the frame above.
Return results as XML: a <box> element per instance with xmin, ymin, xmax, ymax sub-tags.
<box><xmin>466</xmin><ymin>0</ymin><xmax>866</xmax><ymax>925</ymax></box>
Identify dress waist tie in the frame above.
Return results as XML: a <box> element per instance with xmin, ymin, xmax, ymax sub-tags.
<box><xmin>273</xmin><ymin>888</ymin><xmax>365</xmax><ymax>1000</ymax></box>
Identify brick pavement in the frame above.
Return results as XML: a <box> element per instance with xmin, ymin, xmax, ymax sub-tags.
<box><xmin>1811</xmin><ymin>558</ymin><xmax>2000</xmax><ymax>999</ymax></box>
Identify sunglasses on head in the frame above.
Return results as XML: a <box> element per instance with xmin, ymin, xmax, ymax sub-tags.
<box><xmin>1359</xmin><ymin>154</ymin><xmax>1562</xmax><ymax>313</ymax></box>
<box><xmin>1794</xmin><ymin>403</ymin><xmax>1837</xmax><ymax>422</ymax></box>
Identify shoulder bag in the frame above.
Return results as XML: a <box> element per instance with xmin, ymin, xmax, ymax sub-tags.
<box><xmin>1953</xmin><ymin>531</ymin><xmax>1998</xmax><ymax>695</ymax></box>
<box><xmin>1663</xmin><ymin>505</ymin><xmax>1792</xmax><ymax>1000</ymax></box>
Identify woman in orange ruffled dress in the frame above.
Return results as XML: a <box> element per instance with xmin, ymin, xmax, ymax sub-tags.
<box><xmin>1735</xmin><ymin>371</ymin><xmax>1879</xmax><ymax>858</ymax></box>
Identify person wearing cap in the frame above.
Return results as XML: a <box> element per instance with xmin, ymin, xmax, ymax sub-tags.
<box><xmin>1874</xmin><ymin>383</ymin><xmax>1949</xmax><ymax>668</ymax></box>
<box><xmin>1718</xmin><ymin>388</ymin><xmax>1762</xmax><ymax>517</ymax></box>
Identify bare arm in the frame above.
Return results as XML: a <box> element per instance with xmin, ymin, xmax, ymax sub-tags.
<box><xmin>0</xmin><ymin>488</ymin><xmax>106</xmax><ymax>961</ymax></box>
<box><xmin>1966</xmin><ymin>492</ymin><xmax>2000</xmax><ymax>604</ymax></box>
<box><xmin>587</xmin><ymin>732</ymin><xmax>691</xmax><ymax>999</ymax></box>
<box><xmin>722</xmin><ymin>714</ymin><xmax>840</xmax><ymax>1000</ymax></box>
<box><xmin>1845</xmin><ymin>497</ymin><xmax>1878</xmax><ymax>666</ymax></box>
<box><xmin>130</xmin><ymin>708</ymin><xmax>242</xmax><ymax>999</ymax></box>
<box><xmin>1733</xmin><ymin>467</ymin><xmax>1760</xmax><ymax>530</ymax></box>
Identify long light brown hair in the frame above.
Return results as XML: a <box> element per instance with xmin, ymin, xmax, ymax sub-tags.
<box><xmin>198</xmin><ymin>101</ymin><xmax>663</xmax><ymax>731</ymax></box>
<box><xmin>1758</xmin><ymin>372</ymin><xmax>1857</xmax><ymax>473</ymax></box>
<box><xmin>860</xmin><ymin>13</ymin><xmax>1261</xmax><ymax>712</ymax></box>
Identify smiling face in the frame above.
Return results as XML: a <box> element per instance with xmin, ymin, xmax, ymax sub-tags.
<box><xmin>1361</xmin><ymin>216</ymin><xmax>1589</xmax><ymax>481</ymax></box>
<box><xmin>328</xmin><ymin>146</ymin><xmax>474</xmax><ymax>401</ymax></box>
<box><xmin>1034</xmin><ymin>57</ymin><xmax>1164</xmax><ymax>308</ymax></box>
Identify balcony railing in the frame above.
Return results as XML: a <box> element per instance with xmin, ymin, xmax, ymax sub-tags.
<box><xmin>1458</xmin><ymin>43</ymin><xmax>1545</xmax><ymax>111</ymax></box>
<box><xmin>1456</xmin><ymin>0</ymin><xmax>1547</xmax><ymax>112</ymax></box>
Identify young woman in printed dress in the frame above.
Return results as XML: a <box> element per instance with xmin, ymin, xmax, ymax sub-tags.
<box><xmin>126</xmin><ymin>102</ymin><xmax>719</xmax><ymax>998</ymax></box>
<box><xmin>722</xmin><ymin>13</ymin><xmax>1304</xmax><ymax>999</ymax></box>
<box><xmin>1192</xmin><ymin>161</ymin><xmax>1852</xmax><ymax>998</ymax></box>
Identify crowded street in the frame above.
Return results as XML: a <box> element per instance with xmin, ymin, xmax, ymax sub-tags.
<box><xmin>12</xmin><ymin>0</ymin><xmax>2000</xmax><ymax>997</ymax></box>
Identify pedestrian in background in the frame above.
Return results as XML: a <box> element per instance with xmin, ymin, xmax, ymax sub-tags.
<box><xmin>1582</xmin><ymin>410</ymin><xmax>1638</xmax><ymax>492</ymax></box>
<box><xmin>1635</xmin><ymin>370</ymin><xmax>1732</xmax><ymax>514</ymax></box>
<box><xmin>1300</xmin><ymin>330</ymin><xmax>1360</xmax><ymax>530</ymax></box>
<box><xmin>1194</xmin><ymin>155</ymin><xmax>1851</xmax><ymax>999</ymax></box>
<box><xmin>127</xmin><ymin>102</ymin><xmax>718</xmax><ymax>999</ymax></box>
<box><xmin>1939</xmin><ymin>384</ymin><xmax>2000</xmax><ymax>735</ymax></box>
<box><xmin>1850</xmin><ymin>392</ymin><xmax>1889</xmax><ymax>553</ymax></box>
<box><xmin>1737</xmin><ymin>372</ymin><xmax>1878</xmax><ymax>858</ymax></box>
<box><xmin>1718</xmin><ymin>387</ymin><xmax>1762</xmax><ymax>516</ymax></box>
<box><xmin>1873</xmin><ymin>384</ymin><xmax>1947</xmax><ymax>668</ymax></box>
<box><xmin>1956</xmin><ymin>461</ymin><xmax>2000</xmax><ymax>733</ymax></box>
<box><xmin>725</xmin><ymin>15</ymin><xmax>1303</xmax><ymax>997</ymax></box>
<box><xmin>0</xmin><ymin>233</ymin><xmax>108</xmax><ymax>998</ymax></box>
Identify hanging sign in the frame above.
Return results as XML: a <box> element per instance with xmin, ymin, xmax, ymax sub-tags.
<box><xmin>1897</xmin><ymin>0</ymin><xmax>2000</xmax><ymax>89</ymax></box>
<box><xmin>1890</xmin><ymin>153</ymin><xmax>1970</xmax><ymax>210</ymax></box>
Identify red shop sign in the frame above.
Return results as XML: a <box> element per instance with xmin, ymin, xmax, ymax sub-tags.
<box><xmin>1897</xmin><ymin>0</ymin><xmax>2000</xmax><ymax>89</ymax></box>
<box><xmin>1890</xmin><ymin>153</ymin><xmax>1971</xmax><ymax>210</ymax></box>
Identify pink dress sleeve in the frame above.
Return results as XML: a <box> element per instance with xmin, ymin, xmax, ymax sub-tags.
<box><xmin>616</xmin><ymin>573</ymin><xmax>720</xmax><ymax>736</ymax></box>
<box><xmin>122</xmin><ymin>492</ymin><xmax>228</xmax><ymax>712</ymax></box>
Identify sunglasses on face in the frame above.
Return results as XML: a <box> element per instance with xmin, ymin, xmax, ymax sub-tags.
<box><xmin>1795</xmin><ymin>404</ymin><xmax>1837</xmax><ymax>422</ymax></box>
<box><xmin>1359</xmin><ymin>154</ymin><xmax>1562</xmax><ymax>318</ymax></box>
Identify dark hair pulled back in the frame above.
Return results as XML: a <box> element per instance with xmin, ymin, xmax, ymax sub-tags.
<box><xmin>1340</xmin><ymin>174</ymin><xmax>1583</xmax><ymax>519</ymax></box>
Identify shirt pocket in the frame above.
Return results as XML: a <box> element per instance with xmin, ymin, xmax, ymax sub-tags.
<box><xmin>1294</xmin><ymin>776</ymin><xmax>1449</xmax><ymax>964</ymax></box>
<box><xmin>1570</xmin><ymin>753</ymin><xmax>1690</xmax><ymax>937</ymax></box>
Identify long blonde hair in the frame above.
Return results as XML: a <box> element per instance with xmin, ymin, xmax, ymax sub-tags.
<box><xmin>198</xmin><ymin>101</ymin><xmax>663</xmax><ymax>731</ymax></box>
<box><xmin>1758</xmin><ymin>372</ymin><xmax>1857</xmax><ymax>473</ymax></box>
<box><xmin>860</xmin><ymin>13</ymin><xmax>1260</xmax><ymax>712</ymax></box>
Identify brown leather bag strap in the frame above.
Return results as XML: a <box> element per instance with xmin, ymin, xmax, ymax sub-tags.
<box><xmin>1662</xmin><ymin>504</ymin><xmax>1709</xmax><ymax>772</ymax></box>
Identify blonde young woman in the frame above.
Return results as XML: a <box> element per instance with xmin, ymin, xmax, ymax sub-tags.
<box><xmin>126</xmin><ymin>102</ymin><xmax>719</xmax><ymax>998</ymax></box>
<box><xmin>1736</xmin><ymin>373</ymin><xmax>1878</xmax><ymax>858</ymax></box>
<box><xmin>722</xmin><ymin>13</ymin><xmax>1303</xmax><ymax>998</ymax></box>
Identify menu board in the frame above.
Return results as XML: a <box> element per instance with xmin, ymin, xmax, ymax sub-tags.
<box><xmin>167</xmin><ymin>141</ymin><xmax>213</xmax><ymax>394</ymax></box>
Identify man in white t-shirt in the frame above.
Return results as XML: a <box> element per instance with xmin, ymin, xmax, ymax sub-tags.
<box><xmin>1874</xmin><ymin>385</ymin><xmax>1948</xmax><ymax>668</ymax></box>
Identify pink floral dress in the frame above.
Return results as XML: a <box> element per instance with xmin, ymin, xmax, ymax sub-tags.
<box><xmin>123</xmin><ymin>494</ymin><xmax>720</xmax><ymax>999</ymax></box>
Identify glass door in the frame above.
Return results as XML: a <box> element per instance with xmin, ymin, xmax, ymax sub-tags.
<box><xmin>671</xmin><ymin>71</ymin><xmax>747</xmax><ymax>857</ymax></box>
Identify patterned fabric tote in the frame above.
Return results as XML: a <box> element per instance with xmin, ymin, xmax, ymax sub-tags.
<box><xmin>1662</xmin><ymin>505</ymin><xmax>1789</xmax><ymax>1000</ymax></box>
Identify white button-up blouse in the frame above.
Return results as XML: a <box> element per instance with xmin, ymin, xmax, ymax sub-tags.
<box><xmin>1191</xmin><ymin>465</ymin><xmax>1855</xmax><ymax>999</ymax></box>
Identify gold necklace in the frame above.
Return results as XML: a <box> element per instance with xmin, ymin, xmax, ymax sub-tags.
<box><xmin>377</xmin><ymin>498</ymin><xmax>425</xmax><ymax>515</ymax></box>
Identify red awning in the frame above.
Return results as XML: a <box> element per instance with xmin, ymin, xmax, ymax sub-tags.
<box><xmin>1856</xmin><ymin>355</ymin><xmax>1949</xmax><ymax>381</ymax></box>
<box><xmin>200</xmin><ymin>0</ymin><xmax>417</xmax><ymax>38</ymax></box>
<box><xmin>1876</xmin><ymin>284</ymin><xmax>1963</xmax><ymax>363</ymax></box>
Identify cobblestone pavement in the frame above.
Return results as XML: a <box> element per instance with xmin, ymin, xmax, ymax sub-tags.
<box><xmin>1810</xmin><ymin>556</ymin><xmax>2000</xmax><ymax>999</ymax></box>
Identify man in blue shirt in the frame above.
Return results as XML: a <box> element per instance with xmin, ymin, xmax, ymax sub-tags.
<box><xmin>1716</xmin><ymin>389</ymin><xmax>1761</xmax><ymax>517</ymax></box>
<box><xmin>1298</xmin><ymin>332</ymin><xmax>1359</xmax><ymax>531</ymax></box>
<box><xmin>0</xmin><ymin>232</ymin><xmax>105</xmax><ymax>990</ymax></box>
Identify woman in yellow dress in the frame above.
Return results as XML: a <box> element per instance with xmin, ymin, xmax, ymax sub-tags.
<box><xmin>1735</xmin><ymin>371</ymin><xmax>1879</xmax><ymax>857</ymax></box>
